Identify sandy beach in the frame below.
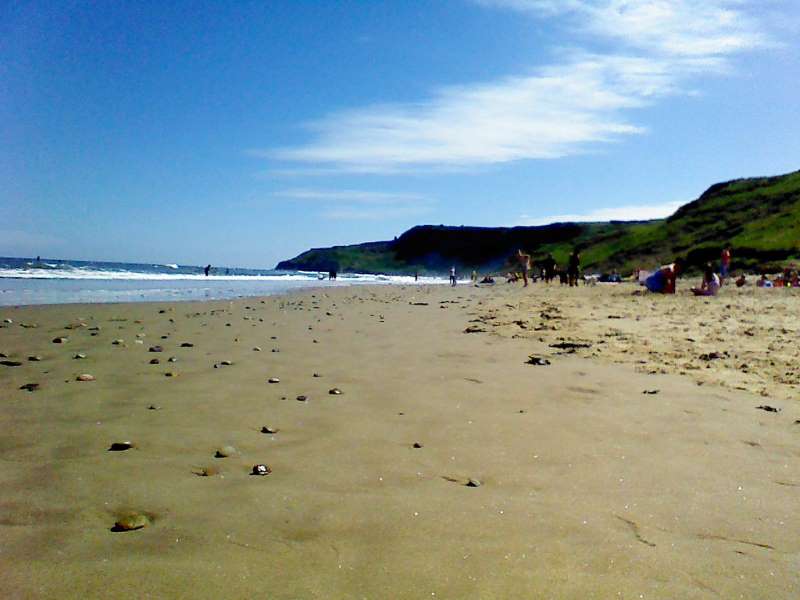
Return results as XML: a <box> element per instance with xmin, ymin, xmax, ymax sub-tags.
<box><xmin>1</xmin><ymin>282</ymin><xmax>798</xmax><ymax>599</ymax></box>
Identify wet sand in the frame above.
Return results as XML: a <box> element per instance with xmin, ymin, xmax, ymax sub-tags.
<box><xmin>1</xmin><ymin>283</ymin><xmax>798</xmax><ymax>599</ymax></box>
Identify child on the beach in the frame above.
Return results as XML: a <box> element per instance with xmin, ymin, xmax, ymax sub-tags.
<box><xmin>691</xmin><ymin>263</ymin><xmax>721</xmax><ymax>296</ymax></box>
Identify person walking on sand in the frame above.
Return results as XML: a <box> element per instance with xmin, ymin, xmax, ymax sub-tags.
<box><xmin>449</xmin><ymin>266</ymin><xmax>457</xmax><ymax>286</ymax></box>
<box><xmin>567</xmin><ymin>249</ymin><xmax>580</xmax><ymax>287</ymax></box>
<box><xmin>516</xmin><ymin>249</ymin><xmax>531</xmax><ymax>287</ymax></box>
<box><xmin>720</xmin><ymin>246</ymin><xmax>731</xmax><ymax>284</ymax></box>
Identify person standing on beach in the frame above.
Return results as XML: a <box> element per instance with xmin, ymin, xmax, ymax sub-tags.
<box><xmin>567</xmin><ymin>249</ymin><xmax>580</xmax><ymax>287</ymax></box>
<box><xmin>204</xmin><ymin>264</ymin><xmax>211</xmax><ymax>276</ymax></box>
<box><xmin>720</xmin><ymin>247</ymin><xmax>731</xmax><ymax>284</ymax></box>
<box><xmin>516</xmin><ymin>249</ymin><xmax>531</xmax><ymax>287</ymax></box>
<box><xmin>450</xmin><ymin>266</ymin><xmax>457</xmax><ymax>286</ymax></box>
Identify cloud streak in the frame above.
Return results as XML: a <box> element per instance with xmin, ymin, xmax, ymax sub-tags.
<box><xmin>518</xmin><ymin>199</ymin><xmax>684</xmax><ymax>225</ymax></box>
<box><xmin>266</xmin><ymin>1</ymin><xmax>774</xmax><ymax>173</ymax></box>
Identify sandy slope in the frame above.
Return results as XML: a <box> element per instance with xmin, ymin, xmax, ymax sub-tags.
<box><xmin>1</xmin><ymin>283</ymin><xmax>798</xmax><ymax>599</ymax></box>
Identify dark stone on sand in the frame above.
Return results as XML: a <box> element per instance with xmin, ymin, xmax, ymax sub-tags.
<box><xmin>329</xmin><ymin>388</ymin><xmax>342</xmax><ymax>395</ymax></box>
<box><xmin>28</xmin><ymin>355</ymin><xmax>43</xmax><ymax>362</ymax></box>
<box><xmin>52</xmin><ymin>337</ymin><xmax>68</xmax><ymax>343</ymax></box>
<box><xmin>168</xmin><ymin>357</ymin><xmax>177</xmax><ymax>362</ymax></box>
<box><xmin>272</xmin><ymin>348</ymin><xmax>280</xmax><ymax>353</ymax></box>
<box><xmin>756</xmin><ymin>405</ymin><xmax>781</xmax><ymax>413</ymax></box>
<box><xmin>251</xmin><ymin>464</ymin><xmax>272</xmax><ymax>476</ymax></box>
<box><xmin>164</xmin><ymin>371</ymin><xmax>178</xmax><ymax>377</ymax></box>
<box><xmin>220</xmin><ymin>360</ymin><xmax>233</xmax><ymax>366</ymax></box>
<box><xmin>0</xmin><ymin>352</ymin><xmax>6</xmax><ymax>358</ymax></box>
<box><xmin>149</xmin><ymin>358</ymin><xmax>160</xmax><ymax>365</ymax></box>
<box><xmin>466</xmin><ymin>478</ymin><xmax>482</xmax><ymax>488</ymax></box>
<box><xmin>270</xmin><ymin>336</ymin><xmax>277</xmax><ymax>340</ymax></box>
<box><xmin>109</xmin><ymin>441</ymin><xmax>134</xmax><ymax>451</ymax></box>
<box><xmin>642</xmin><ymin>389</ymin><xmax>660</xmax><ymax>395</ymax></box>
<box><xmin>313</xmin><ymin>373</ymin><xmax>321</xmax><ymax>378</ymax></box>
<box><xmin>20</xmin><ymin>383</ymin><xmax>40</xmax><ymax>392</ymax></box>
<box><xmin>253</xmin><ymin>346</ymin><xmax>262</xmax><ymax>352</ymax></box>
<box><xmin>268</xmin><ymin>377</ymin><xmax>280</xmax><ymax>383</ymax></box>
<box><xmin>74</xmin><ymin>353</ymin><xmax>86</xmax><ymax>359</ymax></box>
<box><xmin>699</xmin><ymin>352</ymin><xmax>723</xmax><ymax>361</ymax></box>
<box><xmin>549</xmin><ymin>341</ymin><xmax>592</xmax><ymax>350</ymax></box>
<box><xmin>413</xmin><ymin>442</ymin><xmax>423</xmax><ymax>448</ymax></box>
<box><xmin>526</xmin><ymin>356</ymin><xmax>550</xmax><ymax>366</ymax></box>
<box><xmin>1</xmin><ymin>360</ymin><xmax>23</xmax><ymax>367</ymax></box>
<box><xmin>261</xmin><ymin>426</ymin><xmax>279</xmax><ymax>434</ymax></box>
<box><xmin>180</xmin><ymin>342</ymin><xmax>194</xmax><ymax>348</ymax></box>
<box><xmin>296</xmin><ymin>395</ymin><xmax>308</xmax><ymax>402</ymax></box>
<box><xmin>464</xmin><ymin>326</ymin><xmax>486</xmax><ymax>333</ymax></box>
<box><xmin>147</xmin><ymin>405</ymin><xmax>160</xmax><ymax>410</ymax></box>
<box><xmin>149</xmin><ymin>346</ymin><xmax>163</xmax><ymax>353</ymax></box>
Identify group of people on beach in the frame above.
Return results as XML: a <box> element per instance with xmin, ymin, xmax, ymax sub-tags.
<box><xmin>504</xmin><ymin>249</ymin><xmax>581</xmax><ymax>287</ymax></box>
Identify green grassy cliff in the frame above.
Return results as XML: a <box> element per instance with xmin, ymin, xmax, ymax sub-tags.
<box><xmin>276</xmin><ymin>170</ymin><xmax>800</xmax><ymax>275</ymax></box>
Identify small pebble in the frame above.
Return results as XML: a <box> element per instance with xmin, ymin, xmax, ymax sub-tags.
<box><xmin>147</xmin><ymin>405</ymin><xmax>161</xmax><ymax>410</ymax></box>
<box><xmin>168</xmin><ymin>356</ymin><xmax>177</xmax><ymax>363</ymax></box>
<box><xmin>215</xmin><ymin>445</ymin><xmax>237</xmax><ymax>458</ymax></box>
<box><xmin>220</xmin><ymin>360</ymin><xmax>232</xmax><ymax>366</ymax></box>
<box><xmin>164</xmin><ymin>371</ymin><xmax>178</xmax><ymax>377</ymax></box>
<box><xmin>73</xmin><ymin>353</ymin><xmax>86</xmax><ymax>359</ymax></box>
<box><xmin>3</xmin><ymin>318</ymin><xmax>12</xmax><ymax>324</ymax></box>
<box><xmin>149</xmin><ymin>358</ymin><xmax>160</xmax><ymax>365</ymax></box>
<box><xmin>296</xmin><ymin>395</ymin><xmax>308</xmax><ymax>402</ymax></box>
<box><xmin>251</xmin><ymin>464</ymin><xmax>272</xmax><ymax>476</ymax></box>
<box><xmin>112</xmin><ymin>339</ymin><xmax>124</xmax><ymax>345</ymax></box>
<box><xmin>52</xmin><ymin>337</ymin><xmax>68</xmax><ymax>344</ymax></box>
<box><xmin>261</xmin><ymin>426</ymin><xmax>279</xmax><ymax>434</ymax></box>
<box><xmin>180</xmin><ymin>342</ymin><xmax>194</xmax><ymax>348</ymax></box>
<box><xmin>149</xmin><ymin>346</ymin><xmax>163</xmax><ymax>353</ymax></box>
<box><xmin>268</xmin><ymin>377</ymin><xmax>280</xmax><ymax>384</ymax></box>
<box><xmin>313</xmin><ymin>373</ymin><xmax>321</xmax><ymax>378</ymax></box>
<box><xmin>466</xmin><ymin>478</ymin><xmax>482</xmax><ymax>488</ymax></box>
<box><xmin>413</xmin><ymin>442</ymin><xmax>423</xmax><ymax>449</ymax></box>
<box><xmin>76</xmin><ymin>374</ymin><xmax>96</xmax><ymax>382</ymax></box>
<box><xmin>112</xmin><ymin>512</ymin><xmax>150</xmax><ymax>531</ymax></box>
<box><xmin>329</xmin><ymin>388</ymin><xmax>342</xmax><ymax>395</ymax></box>
<box><xmin>28</xmin><ymin>355</ymin><xmax>43</xmax><ymax>362</ymax></box>
<box><xmin>108</xmin><ymin>441</ymin><xmax>134</xmax><ymax>451</ymax></box>
<box><xmin>253</xmin><ymin>346</ymin><xmax>262</xmax><ymax>352</ymax></box>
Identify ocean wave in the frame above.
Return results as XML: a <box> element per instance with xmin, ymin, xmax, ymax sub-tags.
<box><xmin>0</xmin><ymin>267</ymin><xmax>444</xmax><ymax>284</ymax></box>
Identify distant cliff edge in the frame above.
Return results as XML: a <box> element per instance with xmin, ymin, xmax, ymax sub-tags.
<box><xmin>276</xmin><ymin>170</ymin><xmax>800</xmax><ymax>275</ymax></box>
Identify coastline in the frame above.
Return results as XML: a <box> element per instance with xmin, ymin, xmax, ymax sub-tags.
<box><xmin>1</xmin><ymin>283</ymin><xmax>798</xmax><ymax>598</ymax></box>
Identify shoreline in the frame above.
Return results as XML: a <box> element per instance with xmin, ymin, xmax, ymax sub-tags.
<box><xmin>2</xmin><ymin>283</ymin><xmax>798</xmax><ymax>598</ymax></box>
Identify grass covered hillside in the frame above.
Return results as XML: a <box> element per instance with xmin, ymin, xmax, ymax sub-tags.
<box><xmin>276</xmin><ymin>170</ymin><xmax>800</xmax><ymax>275</ymax></box>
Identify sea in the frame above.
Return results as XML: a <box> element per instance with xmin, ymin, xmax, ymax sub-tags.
<box><xmin>0</xmin><ymin>257</ymin><xmax>444</xmax><ymax>306</ymax></box>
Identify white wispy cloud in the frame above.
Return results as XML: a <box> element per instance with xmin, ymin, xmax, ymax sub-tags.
<box><xmin>265</xmin><ymin>0</ymin><xmax>775</xmax><ymax>173</ymax></box>
<box><xmin>273</xmin><ymin>188</ymin><xmax>433</xmax><ymax>220</ymax></box>
<box><xmin>518</xmin><ymin>199</ymin><xmax>684</xmax><ymax>225</ymax></box>
<box><xmin>477</xmin><ymin>1</ymin><xmax>769</xmax><ymax>56</ymax></box>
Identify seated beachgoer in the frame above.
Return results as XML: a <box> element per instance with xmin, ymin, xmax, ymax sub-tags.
<box><xmin>480</xmin><ymin>275</ymin><xmax>495</xmax><ymax>284</ymax></box>
<box><xmin>691</xmin><ymin>263</ymin><xmax>721</xmax><ymax>296</ymax></box>
<box><xmin>757</xmin><ymin>274</ymin><xmax>768</xmax><ymax>287</ymax></box>
<box><xmin>735</xmin><ymin>273</ymin><xmax>746</xmax><ymax>287</ymax></box>
<box><xmin>506</xmin><ymin>272</ymin><xmax>519</xmax><ymax>283</ymax></box>
<box><xmin>773</xmin><ymin>275</ymin><xmax>785</xmax><ymax>288</ymax></box>
<box><xmin>644</xmin><ymin>259</ymin><xmax>684</xmax><ymax>294</ymax></box>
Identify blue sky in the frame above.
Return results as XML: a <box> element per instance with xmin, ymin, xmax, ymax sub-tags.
<box><xmin>2</xmin><ymin>0</ymin><xmax>799</xmax><ymax>268</ymax></box>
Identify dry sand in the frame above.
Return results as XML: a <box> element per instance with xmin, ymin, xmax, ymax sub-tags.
<box><xmin>1</xmin><ymin>282</ymin><xmax>798</xmax><ymax>599</ymax></box>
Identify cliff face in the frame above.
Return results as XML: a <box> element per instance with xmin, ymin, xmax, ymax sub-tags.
<box><xmin>276</xmin><ymin>170</ymin><xmax>800</xmax><ymax>274</ymax></box>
